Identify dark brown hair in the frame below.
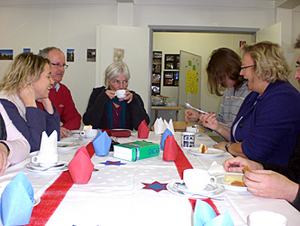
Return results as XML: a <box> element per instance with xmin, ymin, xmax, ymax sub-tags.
<box><xmin>206</xmin><ymin>48</ymin><xmax>244</xmax><ymax>96</ymax></box>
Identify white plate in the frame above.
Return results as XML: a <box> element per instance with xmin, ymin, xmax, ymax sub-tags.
<box><xmin>57</xmin><ymin>141</ymin><xmax>81</xmax><ymax>150</ymax></box>
<box><xmin>26</xmin><ymin>161</ymin><xmax>68</xmax><ymax>173</ymax></box>
<box><xmin>167</xmin><ymin>181</ymin><xmax>225</xmax><ymax>198</ymax></box>
<box><xmin>188</xmin><ymin>147</ymin><xmax>225</xmax><ymax>158</ymax></box>
<box><xmin>33</xmin><ymin>194</ymin><xmax>41</xmax><ymax>206</ymax></box>
<box><xmin>217</xmin><ymin>173</ymin><xmax>248</xmax><ymax>191</ymax></box>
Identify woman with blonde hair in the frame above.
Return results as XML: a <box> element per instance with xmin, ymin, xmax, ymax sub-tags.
<box><xmin>83</xmin><ymin>61</ymin><xmax>149</xmax><ymax>130</ymax></box>
<box><xmin>201</xmin><ymin>41</ymin><xmax>300</xmax><ymax>165</ymax></box>
<box><xmin>0</xmin><ymin>52</ymin><xmax>60</xmax><ymax>152</ymax></box>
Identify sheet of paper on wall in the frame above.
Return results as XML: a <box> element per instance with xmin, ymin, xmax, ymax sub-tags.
<box><xmin>186</xmin><ymin>70</ymin><xmax>198</xmax><ymax>94</ymax></box>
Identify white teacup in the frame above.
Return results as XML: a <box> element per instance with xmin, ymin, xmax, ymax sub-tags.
<box><xmin>183</xmin><ymin>169</ymin><xmax>217</xmax><ymax>192</ymax></box>
<box><xmin>31</xmin><ymin>153</ymin><xmax>59</xmax><ymax>168</ymax></box>
<box><xmin>80</xmin><ymin>129</ymin><xmax>98</xmax><ymax>139</ymax></box>
<box><xmin>181</xmin><ymin>132</ymin><xmax>196</xmax><ymax>148</ymax></box>
<box><xmin>248</xmin><ymin>211</ymin><xmax>287</xmax><ymax>226</ymax></box>
<box><xmin>115</xmin><ymin>89</ymin><xmax>126</xmax><ymax>99</ymax></box>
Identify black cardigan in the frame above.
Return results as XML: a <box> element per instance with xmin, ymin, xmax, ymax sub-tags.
<box><xmin>83</xmin><ymin>86</ymin><xmax>150</xmax><ymax>130</ymax></box>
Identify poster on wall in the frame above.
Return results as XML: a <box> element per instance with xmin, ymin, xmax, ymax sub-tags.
<box><xmin>163</xmin><ymin>71</ymin><xmax>179</xmax><ymax>86</ymax></box>
<box><xmin>67</xmin><ymin>49</ymin><xmax>75</xmax><ymax>62</ymax></box>
<box><xmin>165</xmin><ymin>54</ymin><xmax>180</xmax><ymax>69</ymax></box>
<box><xmin>87</xmin><ymin>49</ymin><xmax>96</xmax><ymax>62</ymax></box>
<box><xmin>113</xmin><ymin>48</ymin><xmax>124</xmax><ymax>62</ymax></box>
<box><xmin>0</xmin><ymin>49</ymin><xmax>13</xmax><ymax>60</ymax></box>
<box><xmin>186</xmin><ymin>69</ymin><xmax>198</xmax><ymax>94</ymax></box>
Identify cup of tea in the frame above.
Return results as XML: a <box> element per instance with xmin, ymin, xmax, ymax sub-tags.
<box><xmin>80</xmin><ymin>129</ymin><xmax>98</xmax><ymax>139</ymax></box>
<box><xmin>183</xmin><ymin>169</ymin><xmax>217</xmax><ymax>193</ymax></box>
<box><xmin>31</xmin><ymin>153</ymin><xmax>59</xmax><ymax>168</ymax></box>
<box><xmin>115</xmin><ymin>89</ymin><xmax>126</xmax><ymax>99</ymax></box>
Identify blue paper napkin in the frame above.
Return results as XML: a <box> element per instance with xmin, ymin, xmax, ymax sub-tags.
<box><xmin>0</xmin><ymin>171</ymin><xmax>34</xmax><ymax>226</ymax></box>
<box><xmin>94</xmin><ymin>130</ymin><xmax>103</xmax><ymax>139</ymax></box>
<box><xmin>93</xmin><ymin>131</ymin><xmax>111</xmax><ymax>156</ymax></box>
<box><xmin>194</xmin><ymin>200</ymin><xmax>233</xmax><ymax>226</ymax></box>
<box><xmin>160</xmin><ymin>128</ymin><xmax>173</xmax><ymax>150</ymax></box>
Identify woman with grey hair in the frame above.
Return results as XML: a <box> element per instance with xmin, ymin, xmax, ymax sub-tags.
<box><xmin>83</xmin><ymin>61</ymin><xmax>149</xmax><ymax>130</ymax></box>
<box><xmin>201</xmin><ymin>41</ymin><xmax>300</xmax><ymax>165</ymax></box>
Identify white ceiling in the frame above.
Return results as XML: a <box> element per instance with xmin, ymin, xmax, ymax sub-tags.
<box><xmin>0</xmin><ymin>0</ymin><xmax>299</xmax><ymax>9</ymax></box>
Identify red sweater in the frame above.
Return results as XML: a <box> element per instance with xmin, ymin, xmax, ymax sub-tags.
<box><xmin>37</xmin><ymin>83</ymin><xmax>81</xmax><ymax>130</ymax></box>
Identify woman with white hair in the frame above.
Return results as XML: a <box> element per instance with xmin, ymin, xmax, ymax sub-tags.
<box><xmin>83</xmin><ymin>61</ymin><xmax>149</xmax><ymax>130</ymax></box>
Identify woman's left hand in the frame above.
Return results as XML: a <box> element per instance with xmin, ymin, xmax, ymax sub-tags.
<box><xmin>119</xmin><ymin>90</ymin><xmax>133</xmax><ymax>103</ymax></box>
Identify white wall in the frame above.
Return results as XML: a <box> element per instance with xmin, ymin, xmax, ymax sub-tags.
<box><xmin>0</xmin><ymin>1</ymin><xmax>299</xmax><ymax>124</ymax></box>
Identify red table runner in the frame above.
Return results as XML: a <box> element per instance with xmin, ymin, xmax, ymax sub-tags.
<box><xmin>27</xmin><ymin>143</ymin><xmax>95</xmax><ymax>226</ymax></box>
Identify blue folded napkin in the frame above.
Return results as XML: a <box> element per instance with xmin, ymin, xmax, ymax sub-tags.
<box><xmin>160</xmin><ymin>128</ymin><xmax>173</xmax><ymax>150</ymax></box>
<box><xmin>194</xmin><ymin>200</ymin><xmax>233</xmax><ymax>226</ymax></box>
<box><xmin>0</xmin><ymin>171</ymin><xmax>34</xmax><ymax>226</ymax></box>
<box><xmin>93</xmin><ymin>131</ymin><xmax>111</xmax><ymax>156</ymax></box>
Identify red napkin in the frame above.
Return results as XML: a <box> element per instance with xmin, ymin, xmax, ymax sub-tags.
<box><xmin>163</xmin><ymin>135</ymin><xmax>178</xmax><ymax>162</ymax></box>
<box><xmin>138</xmin><ymin>119</ymin><xmax>149</xmax><ymax>138</ymax></box>
<box><xmin>68</xmin><ymin>146</ymin><xmax>94</xmax><ymax>184</ymax></box>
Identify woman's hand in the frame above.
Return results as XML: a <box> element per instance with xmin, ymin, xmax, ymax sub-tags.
<box><xmin>120</xmin><ymin>90</ymin><xmax>133</xmax><ymax>103</ymax></box>
<box><xmin>0</xmin><ymin>143</ymin><xmax>8</xmax><ymax>175</ymax></box>
<box><xmin>199</xmin><ymin>113</ymin><xmax>218</xmax><ymax>130</ymax></box>
<box><xmin>105</xmin><ymin>89</ymin><xmax>116</xmax><ymax>100</ymax></box>
<box><xmin>18</xmin><ymin>84</ymin><xmax>36</xmax><ymax>107</ymax></box>
<box><xmin>36</xmin><ymin>97</ymin><xmax>54</xmax><ymax>114</ymax></box>
<box><xmin>185</xmin><ymin>110</ymin><xmax>200</xmax><ymax>123</ymax></box>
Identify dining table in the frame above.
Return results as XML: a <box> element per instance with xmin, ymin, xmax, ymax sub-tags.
<box><xmin>1</xmin><ymin>131</ymin><xmax>300</xmax><ymax>226</ymax></box>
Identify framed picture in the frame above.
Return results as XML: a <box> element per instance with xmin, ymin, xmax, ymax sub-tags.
<box><xmin>163</xmin><ymin>71</ymin><xmax>179</xmax><ymax>86</ymax></box>
<box><xmin>165</xmin><ymin>54</ymin><xmax>180</xmax><ymax>70</ymax></box>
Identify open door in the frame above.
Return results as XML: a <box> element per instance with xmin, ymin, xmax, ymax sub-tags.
<box><xmin>178</xmin><ymin>50</ymin><xmax>201</xmax><ymax>121</ymax></box>
<box><xmin>96</xmin><ymin>25</ymin><xmax>150</xmax><ymax>112</ymax></box>
<box><xmin>256</xmin><ymin>22</ymin><xmax>282</xmax><ymax>45</ymax></box>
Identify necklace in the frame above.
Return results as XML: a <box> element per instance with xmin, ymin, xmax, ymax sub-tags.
<box><xmin>112</xmin><ymin>103</ymin><xmax>120</xmax><ymax>116</ymax></box>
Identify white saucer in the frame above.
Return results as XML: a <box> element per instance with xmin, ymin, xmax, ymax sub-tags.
<box><xmin>26</xmin><ymin>161</ymin><xmax>68</xmax><ymax>172</ymax></box>
<box><xmin>217</xmin><ymin>173</ymin><xmax>248</xmax><ymax>192</ymax></box>
<box><xmin>174</xmin><ymin>181</ymin><xmax>218</xmax><ymax>195</ymax></box>
<box><xmin>57</xmin><ymin>141</ymin><xmax>81</xmax><ymax>151</ymax></box>
<box><xmin>188</xmin><ymin>148</ymin><xmax>225</xmax><ymax>158</ymax></box>
<box><xmin>167</xmin><ymin>181</ymin><xmax>225</xmax><ymax>198</ymax></box>
<box><xmin>69</xmin><ymin>130</ymin><xmax>81</xmax><ymax>137</ymax></box>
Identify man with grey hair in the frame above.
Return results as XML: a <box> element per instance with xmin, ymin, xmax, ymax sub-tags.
<box><xmin>38</xmin><ymin>47</ymin><xmax>81</xmax><ymax>138</ymax></box>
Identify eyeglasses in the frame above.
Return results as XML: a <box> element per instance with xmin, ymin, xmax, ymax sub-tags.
<box><xmin>241</xmin><ymin>65</ymin><xmax>255</xmax><ymax>70</ymax></box>
<box><xmin>296</xmin><ymin>65</ymin><xmax>300</xmax><ymax>73</ymax></box>
<box><xmin>113</xmin><ymin>80</ymin><xmax>128</xmax><ymax>86</ymax></box>
<box><xmin>51</xmin><ymin>63</ymin><xmax>68</xmax><ymax>69</ymax></box>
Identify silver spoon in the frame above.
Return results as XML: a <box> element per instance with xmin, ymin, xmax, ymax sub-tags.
<box><xmin>41</xmin><ymin>163</ymin><xmax>65</xmax><ymax>171</ymax></box>
<box><xmin>174</xmin><ymin>182</ymin><xmax>224</xmax><ymax>201</ymax></box>
<box><xmin>181</xmin><ymin>102</ymin><xmax>207</xmax><ymax>114</ymax></box>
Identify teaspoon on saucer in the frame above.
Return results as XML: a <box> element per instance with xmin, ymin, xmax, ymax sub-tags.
<box><xmin>41</xmin><ymin>163</ymin><xmax>65</xmax><ymax>171</ymax></box>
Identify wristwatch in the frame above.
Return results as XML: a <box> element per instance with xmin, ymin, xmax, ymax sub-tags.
<box><xmin>225</xmin><ymin>142</ymin><xmax>233</xmax><ymax>152</ymax></box>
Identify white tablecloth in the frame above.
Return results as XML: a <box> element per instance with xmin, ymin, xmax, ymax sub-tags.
<box><xmin>1</xmin><ymin>131</ymin><xmax>300</xmax><ymax>226</ymax></box>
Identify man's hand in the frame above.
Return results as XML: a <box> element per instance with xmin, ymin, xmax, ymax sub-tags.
<box><xmin>60</xmin><ymin>127</ymin><xmax>69</xmax><ymax>138</ymax></box>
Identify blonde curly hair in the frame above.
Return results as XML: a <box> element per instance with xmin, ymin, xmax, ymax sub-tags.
<box><xmin>0</xmin><ymin>52</ymin><xmax>50</xmax><ymax>95</ymax></box>
<box><xmin>241</xmin><ymin>41</ymin><xmax>291</xmax><ymax>83</ymax></box>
